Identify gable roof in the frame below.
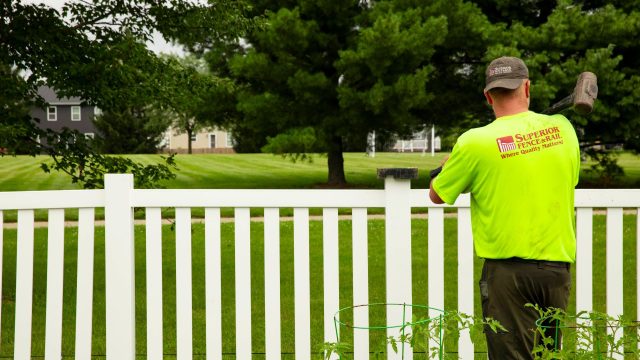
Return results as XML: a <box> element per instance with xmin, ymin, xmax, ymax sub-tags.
<box><xmin>37</xmin><ymin>86</ymin><xmax>83</xmax><ymax>105</ymax></box>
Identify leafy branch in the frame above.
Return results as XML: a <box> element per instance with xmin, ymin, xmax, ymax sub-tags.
<box><xmin>35</xmin><ymin>128</ymin><xmax>177</xmax><ymax>189</ymax></box>
<box><xmin>528</xmin><ymin>304</ymin><xmax>640</xmax><ymax>360</ymax></box>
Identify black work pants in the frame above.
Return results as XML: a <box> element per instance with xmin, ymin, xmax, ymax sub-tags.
<box><xmin>480</xmin><ymin>258</ymin><xmax>571</xmax><ymax>360</ymax></box>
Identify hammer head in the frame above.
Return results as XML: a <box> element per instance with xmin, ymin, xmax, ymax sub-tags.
<box><xmin>573</xmin><ymin>72</ymin><xmax>598</xmax><ymax>115</ymax></box>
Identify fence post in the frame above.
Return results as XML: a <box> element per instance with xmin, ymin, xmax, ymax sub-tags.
<box><xmin>104</xmin><ymin>174</ymin><xmax>136</xmax><ymax>360</ymax></box>
<box><xmin>379</xmin><ymin>168</ymin><xmax>418</xmax><ymax>360</ymax></box>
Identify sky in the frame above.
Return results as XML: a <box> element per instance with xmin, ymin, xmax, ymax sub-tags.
<box><xmin>23</xmin><ymin>0</ymin><xmax>188</xmax><ymax>55</ymax></box>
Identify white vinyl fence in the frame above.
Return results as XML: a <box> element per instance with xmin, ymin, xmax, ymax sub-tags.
<box><xmin>0</xmin><ymin>172</ymin><xmax>639</xmax><ymax>359</ymax></box>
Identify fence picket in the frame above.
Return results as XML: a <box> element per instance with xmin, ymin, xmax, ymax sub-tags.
<box><xmin>352</xmin><ymin>208</ymin><xmax>369</xmax><ymax>360</ymax></box>
<box><xmin>15</xmin><ymin>209</ymin><xmax>34</xmax><ymax>360</ymax></box>
<box><xmin>428</xmin><ymin>207</ymin><xmax>445</xmax><ymax>354</ymax></box>
<box><xmin>323</xmin><ymin>208</ymin><xmax>339</xmax><ymax>360</ymax></box>
<box><xmin>264</xmin><ymin>208</ymin><xmax>282</xmax><ymax>360</ymax></box>
<box><xmin>0</xmin><ymin>210</ymin><xmax>3</xmax><ymax>353</ymax></box>
<box><xmin>45</xmin><ymin>209</ymin><xmax>65</xmax><ymax>360</ymax></box>
<box><xmin>205</xmin><ymin>208</ymin><xmax>222</xmax><ymax>360</ymax></box>
<box><xmin>606</xmin><ymin>208</ymin><xmax>624</xmax><ymax>359</ymax></box>
<box><xmin>235</xmin><ymin>208</ymin><xmax>252</xmax><ymax>360</ymax></box>
<box><xmin>146</xmin><ymin>208</ymin><xmax>163</xmax><ymax>360</ymax></box>
<box><xmin>75</xmin><ymin>208</ymin><xmax>95</xmax><ymax>360</ymax></box>
<box><xmin>176</xmin><ymin>208</ymin><xmax>193</xmax><ymax>359</ymax></box>
<box><xmin>576</xmin><ymin>208</ymin><xmax>593</xmax><ymax>314</ymax></box>
<box><xmin>384</xmin><ymin>177</ymin><xmax>413</xmax><ymax>360</ymax></box>
<box><xmin>104</xmin><ymin>174</ymin><xmax>135</xmax><ymax>360</ymax></box>
<box><xmin>294</xmin><ymin>208</ymin><xmax>311</xmax><ymax>360</ymax></box>
<box><xmin>457</xmin><ymin>208</ymin><xmax>474</xmax><ymax>358</ymax></box>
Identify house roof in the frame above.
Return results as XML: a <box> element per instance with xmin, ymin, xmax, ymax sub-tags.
<box><xmin>37</xmin><ymin>86</ymin><xmax>83</xmax><ymax>105</ymax></box>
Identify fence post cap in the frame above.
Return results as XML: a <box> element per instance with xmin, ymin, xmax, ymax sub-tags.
<box><xmin>377</xmin><ymin>168</ymin><xmax>419</xmax><ymax>180</ymax></box>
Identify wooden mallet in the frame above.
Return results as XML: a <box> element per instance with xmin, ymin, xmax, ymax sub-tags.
<box><xmin>541</xmin><ymin>72</ymin><xmax>598</xmax><ymax>115</ymax></box>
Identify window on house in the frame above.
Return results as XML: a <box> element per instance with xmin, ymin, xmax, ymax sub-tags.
<box><xmin>190</xmin><ymin>133</ymin><xmax>197</xmax><ymax>142</ymax></box>
<box><xmin>85</xmin><ymin>133</ymin><xmax>95</xmax><ymax>139</ymax></box>
<box><xmin>47</xmin><ymin>106</ymin><xmax>57</xmax><ymax>121</ymax></box>
<box><xmin>71</xmin><ymin>106</ymin><xmax>81</xmax><ymax>121</ymax></box>
<box><xmin>209</xmin><ymin>134</ymin><xmax>216</xmax><ymax>148</ymax></box>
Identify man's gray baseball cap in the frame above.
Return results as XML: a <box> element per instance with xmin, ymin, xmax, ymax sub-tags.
<box><xmin>484</xmin><ymin>56</ymin><xmax>529</xmax><ymax>92</ymax></box>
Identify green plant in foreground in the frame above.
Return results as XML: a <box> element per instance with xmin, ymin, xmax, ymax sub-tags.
<box><xmin>321</xmin><ymin>342</ymin><xmax>353</xmax><ymax>359</ymax></box>
<box><xmin>322</xmin><ymin>311</ymin><xmax>506</xmax><ymax>359</ymax></box>
<box><xmin>528</xmin><ymin>304</ymin><xmax>640</xmax><ymax>360</ymax></box>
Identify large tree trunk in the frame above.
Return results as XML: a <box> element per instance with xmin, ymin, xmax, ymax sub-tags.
<box><xmin>327</xmin><ymin>135</ymin><xmax>347</xmax><ymax>186</ymax></box>
<box><xmin>187</xmin><ymin>128</ymin><xmax>193</xmax><ymax>154</ymax></box>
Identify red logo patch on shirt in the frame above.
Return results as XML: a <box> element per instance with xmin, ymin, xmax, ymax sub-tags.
<box><xmin>496</xmin><ymin>136</ymin><xmax>517</xmax><ymax>153</ymax></box>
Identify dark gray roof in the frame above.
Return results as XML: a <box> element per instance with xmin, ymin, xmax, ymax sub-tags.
<box><xmin>37</xmin><ymin>86</ymin><xmax>83</xmax><ymax>105</ymax></box>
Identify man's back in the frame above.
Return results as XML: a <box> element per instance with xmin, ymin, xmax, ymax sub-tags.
<box><xmin>429</xmin><ymin>56</ymin><xmax>580</xmax><ymax>359</ymax></box>
<box><xmin>432</xmin><ymin>111</ymin><xmax>580</xmax><ymax>262</ymax></box>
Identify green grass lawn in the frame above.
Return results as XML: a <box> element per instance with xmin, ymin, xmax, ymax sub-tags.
<box><xmin>0</xmin><ymin>215</ymin><xmax>637</xmax><ymax>358</ymax></box>
<box><xmin>0</xmin><ymin>153</ymin><xmax>444</xmax><ymax>192</ymax></box>
<box><xmin>1</xmin><ymin>152</ymin><xmax>640</xmax><ymax>192</ymax></box>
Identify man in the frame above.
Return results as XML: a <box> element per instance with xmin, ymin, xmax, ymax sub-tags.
<box><xmin>429</xmin><ymin>56</ymin><xmax>580</xmax><ymax>359</ymax></box>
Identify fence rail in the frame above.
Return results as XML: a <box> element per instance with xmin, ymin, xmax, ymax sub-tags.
<box><xmin>1</xmin><ymin>173</ymin><xmax>640</xmax><ymax>359</ymax></box>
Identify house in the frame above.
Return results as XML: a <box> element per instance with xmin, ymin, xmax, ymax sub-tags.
<box><xmin>31</xmin><ymin>86</ymin><xmax>99</xmax><ymax>139</ymax></box>
<box><xmin>163</xmin><ymin>127</ymin><xmax>235</xmax><ymax>153</ymax></box>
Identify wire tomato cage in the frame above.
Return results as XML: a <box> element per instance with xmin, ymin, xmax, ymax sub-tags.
<box><xmin>332</xmin><ymin>303</ymin><xmax>447</xmax><ymax>359</ymax></box>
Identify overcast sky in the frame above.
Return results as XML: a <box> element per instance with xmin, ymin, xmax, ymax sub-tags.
<box><xmin>23</xmin><ymin>0</ymin><xmax>187</xmax><ymax>55</ymax></box>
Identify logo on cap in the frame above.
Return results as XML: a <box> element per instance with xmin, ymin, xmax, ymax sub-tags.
<box><xmin>496</xmin><ymin>136</ymin><xmax>516</xmax><ymax>152</ymax></box>
<box><xmin>489</xmin><ymin>66</ymin><xmax>512</xmax><ymax>76</ymax></box>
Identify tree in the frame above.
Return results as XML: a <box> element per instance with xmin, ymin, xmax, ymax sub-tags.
<box><xmin>94</xmin><ymin>106</ymin><xmax>171</xmax><ymax>154</ymax></box>
<box><xmin>224</xmin><ymin>1</ymin><xmax>458</xmax><ymax>185</ymax></box>
<box><xmin>0</xmin><ymin>62</ymin><xmax>33</xmax><ymax>154</ymax></box>
<box><xmin>160</xmin><ymin>55</ymin><xmax>221</xmax><ymax>154</ymax></box>
<box><xmin>176</xmin><ymin>0</ymin><xmax>498</xmax><ymax>185</ymax></box>
<box><xmin>1</xmin><ymin>0</ymin><xmax>254</xmax><ymax>187</ymax></box>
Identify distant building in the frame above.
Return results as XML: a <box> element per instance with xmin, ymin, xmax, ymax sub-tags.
<box><xmin>31</xmin><ymin>86</ymin><xmax>99</xmax><ymax>139</ymax></box>
<box><xmin>30</xmin><ymin>87</ymin><xmax>236</xmax><ymax>153</ymax></box>
<box><xmin>163</xmin><ymin>127</ymin><xmax>235</xmax><ymax>153</ymax></box>
<box><xmin>392</xmin><ymin>129</ymin><xmax>441</xmax><ymax>153</ymax></box>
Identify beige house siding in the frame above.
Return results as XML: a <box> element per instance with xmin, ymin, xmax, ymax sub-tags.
<box><xmin>165</xmin><ymin>127</ymin><xmax>235</xmax><ymax>153</ymax></box>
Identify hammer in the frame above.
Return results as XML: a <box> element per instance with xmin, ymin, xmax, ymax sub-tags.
<box><xmin>541</xmin><ymin>71</ymin><xmax>598</xmax><ymax>115</ymax></box>
<box><xmin>429</xmin><ymin>72</ymin><xmax>598</xmax><ymax>179</ymax></box>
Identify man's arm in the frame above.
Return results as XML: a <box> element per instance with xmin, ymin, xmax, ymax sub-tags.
<box><xmin>429</xmin><ymin>178</ymin><xmax>445</xmax><ymax>204</ymax></box>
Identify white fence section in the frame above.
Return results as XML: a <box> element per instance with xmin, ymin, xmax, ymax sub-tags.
<box><xmin>0</xmin><ymin>173</ymin><xmax>640</xmax><ymax>359</ymax></box>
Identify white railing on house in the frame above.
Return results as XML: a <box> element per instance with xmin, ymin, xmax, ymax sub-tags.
<box><xmin>1</xmin><ymin>172</ymin><xmax>640</xmax><ymax>360</ymax></box>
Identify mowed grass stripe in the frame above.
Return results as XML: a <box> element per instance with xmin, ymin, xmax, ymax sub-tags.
<box><xmin>2</xmin><ymin>152</ymin><xmax>640</xmax><ymax>191</ymax></box>
<box><xmin>0</xmin><ymin>153</ymin><xmax>447</xmax><ymax>191</ymax></box>
<box><xmin>0</xmin><ymin>156</ymin><xmax>81</xmax><ymax>191</ymax></box>
<box><xmin>168</xmin><ymin>154</ymin><xmax>329</xmax><ymax>189</ymax></box>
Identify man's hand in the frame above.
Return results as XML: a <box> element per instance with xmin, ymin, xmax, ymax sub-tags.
<box><xmin>429</xmin><ymin>179</ymin><xmax>445</xmax><ymax>204</ymax></box>
<box><xmin>429</xmin><ymin>155</ymin><xmax>449</xmax><ymax>204</ymax></box>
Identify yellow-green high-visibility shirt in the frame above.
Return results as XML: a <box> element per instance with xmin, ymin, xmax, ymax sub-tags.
<box><xmin>432</xmin><ymin>111</ymin><xmax>580</xmax><ymax>263</ymax></box>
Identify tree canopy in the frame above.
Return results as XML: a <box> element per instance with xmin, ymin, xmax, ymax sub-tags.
<box><xmin>221</xmin><ymin>0</ymin><xmax>461</xmax><ymax>185</ymax></box>
<box><xmin>181</xmin><ymin>0</ymin><xmax>640</xmax><ymax>186</ymax></box>
<box><xmin>1</xmin><ymin>0</ymin><xmax>254</xmax><ymax>187</ymax></box>
<box><xmin>4</xmin><ymin>0</ymin><xmax>639</xmax><ymax>187</ymax></box>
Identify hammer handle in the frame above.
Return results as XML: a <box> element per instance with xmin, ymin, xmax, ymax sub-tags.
<box><xmin>541</xmin><ymin>94</ymin><xmax>575</xmax><ymax>115</ymax></box>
